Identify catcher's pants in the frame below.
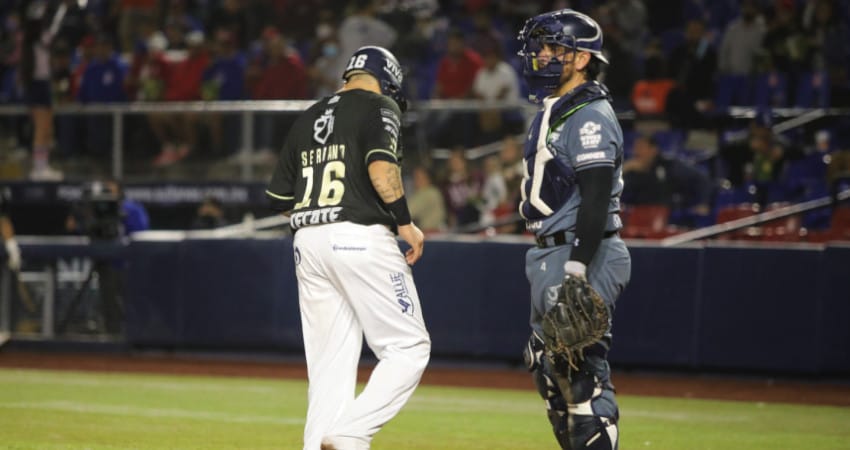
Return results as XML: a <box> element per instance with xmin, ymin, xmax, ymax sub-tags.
<box><xmin>294</xmin><ymin>222</ymin><xmax>431</xmax><ymax>450</ymax></box>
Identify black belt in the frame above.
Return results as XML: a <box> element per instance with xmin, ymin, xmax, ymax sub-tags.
<box><xmin>535</xmin><ymin>230</ymin><xmax>619</xmax><ymax>249</ymax></box>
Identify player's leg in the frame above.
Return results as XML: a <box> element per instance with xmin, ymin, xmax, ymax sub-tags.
<box><xmin>322</xmin><ymin>223</ymin><xmax>431</xmax><ymax>449</ymax></box>
<box><xmin>524</xmin><ymin>331</ymin><xmax>571</xmax><ymax>448</ymax></box>
<box><xmin>558</xmin><ymin>237</ymin><xmax>628</xmax><ymax>450</ymax></box>
<box><xmin>294</xmin><ymin>227</ymin><xmax>364</xmax><ymax>450</ymax></box>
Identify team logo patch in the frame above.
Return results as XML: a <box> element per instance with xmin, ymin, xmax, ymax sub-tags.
<box><xmin>313</xmin><ymin>108</ymin><xmax>335</xmax><ymax>144</ymax></box>
<box><xmin>546</xmin><ymin>284</ymin><xmax>561</xmax><ymax>302</ymax></box>
<box><xmin>390</xmin><ymin>272</ymin><xmax>414</xmax><ymax>316</ymax></box>
<box><xmin>579</xmin><ymin>121</ymin><xmax>602</xmax><ymax>148</ymax></box>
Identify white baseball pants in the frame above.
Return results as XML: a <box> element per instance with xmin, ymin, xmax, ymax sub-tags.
<box><xmin>293</xmin><ymin>222</ymin><xmax>431</xmax><ymax>450</ymax></box>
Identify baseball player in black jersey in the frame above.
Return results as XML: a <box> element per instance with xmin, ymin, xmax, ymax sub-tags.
<box><xmin>266</xmin><ymin>46</ymin><xmax>430</xmax><ymax>450</ymax></box>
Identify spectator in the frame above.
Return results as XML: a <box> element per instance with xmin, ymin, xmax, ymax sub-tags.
<box><xmin>124</xmin><ymin>33</ymin><xmax>167</xmax><ymax>101</ymax></box>
<box><xmin>718</xmin><ymin>112</ymin><xmax>804</xmax><ymax>202</ymax></box>
<box><xmin>191</xmin><ymin>195</ymin><xmax>228</xmax><ymax>230</ymax></box>
<box><xmin>201</xmin><ymin>29</ymin><xmax>246</xmax><ymax>157</ymax></box>
<box><xmin>331</xmin><ymin>0</ymin><xmax>397</xmax><ymax>81</ymax></box>
<box><xmin>207</xmin><ymin>0</ymin><xmax>249</xmax><ymax>48</ymax></box>
<box><xmin>432</xmin><ymin>29</ymin><xmax>482</xmax><ymax>147</ymax></box>
<box><xmin>440</xmin><ymin>148</ymin><xmax>482</xmax><ymax>228</ymax></box>
<box><xmin>77</xmin><ymin>35</ymin><xmax>127</xmax><ymax>158</ymax></box>
<box><xmin>247</xmin><ymin>27</ymin><xmax>308</xmax><ymax>158</ymax></box>
<box><xmin>113</xmin><ymin>0</ymin><xmax>159</xmax><ymax>53</ymax></box>
<box><xmin>408</xmin><ymin>165</ymin><xmax>447</xmax><ymax>233</ymax></box>
<box><xmin>630</xmin><ymin>38</ymin><xmax>676</xmax><ymax>116</ymax></box>
<box><xmin>307</xmin><ymin>14</ymin><xmax>343</xmax><ymax>98</ymax></box>
<box><xmin>623</xmin><ymin>134</ymin><xmax>713</xmax><ymax>220</ymax></box>
<box><xmin>718</xmin><ymin>0</ymin><xmax>766</xmax><ymax>76</ymax></box>
<box><xmin>762</xmin><ymin>1</ymin><xmax>808</xmax><ymax>81</ymax></box>
<box><xmin>803</xmin><ymin>0</ymin><xmax>850</xmax><ymax>106</ymax></box>
<box><xmin>471</xmin><ymin>42</ymin><xmax>522</xmax><ymax>144</ymax></box>
<box><xmin>665</xmin><ymin>19</ymin><xmax>718</xmax><ymax>127</ymax></box>
<box><xmin>20</xmin><ymin>0</ymin><xmax>67</xmax><ymax>180</ymax></box>
<box><xmin>433</xmin><ymin>28</ymin><xmax>481</xmax><ymax>99</ymax></box>
<box><xmin>479</xmin><ymin>154</ymin><xmax>508</xmax><ymax>227</ymax></box>
<box><xmin>149</xmin><ymin>29</ymin><xmax>209</xmax><ymax>167</ymax></box>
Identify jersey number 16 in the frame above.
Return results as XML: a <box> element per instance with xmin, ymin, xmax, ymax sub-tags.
<box><xmin>294</xmin><ymin>161</ymin><xmax>346</xmax><ymax>209</ymax></box>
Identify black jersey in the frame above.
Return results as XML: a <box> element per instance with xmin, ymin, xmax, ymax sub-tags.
<box><xmin>266</xmin><ymin>89</ymin><xmax>403</xmax><ymax>231</ymax></box>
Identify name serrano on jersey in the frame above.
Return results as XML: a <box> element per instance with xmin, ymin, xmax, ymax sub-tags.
<box><xmin>290</xmin><ymin>206</ymin><xmax>343</xmax><ymax>230</ymax></box>
<box><xmin>301</xmin><ymin>144</ymin><xmax>346</xmax><ymax>166</ymax></box>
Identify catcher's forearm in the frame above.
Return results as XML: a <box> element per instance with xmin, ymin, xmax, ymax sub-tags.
<box><xmin>570</xmin><ymin>166</ymin><xmax>614</xmax><ymax>267</ymax></box>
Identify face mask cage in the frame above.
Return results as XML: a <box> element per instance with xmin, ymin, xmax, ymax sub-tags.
<box><xmin>518</xmin><ymin>23</ymin><xmax>579</xmax><ymax>102</ymax></box>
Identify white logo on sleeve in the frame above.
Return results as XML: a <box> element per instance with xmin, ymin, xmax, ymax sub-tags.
<box><xmin>579</xmin><ymin>121</ymin><xmax>602</xmax><ymax>148</ymax></box>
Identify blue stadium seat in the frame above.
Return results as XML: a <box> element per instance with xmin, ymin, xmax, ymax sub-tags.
<box><xmin>715</xmin><ymin>74</ymin><xmax>753</xmax><ymax>110</ymax></box>
<box><xmin>795</xmin><ymin>71</ymin><xmax>830</xmax><ymax>107</ymax></box>
<box><xmin>754</xmin><ymin>71</ymin><xmax>788</xmax><ymax>108</ymax></box>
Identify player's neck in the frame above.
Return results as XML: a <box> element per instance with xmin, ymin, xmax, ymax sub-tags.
<box><xmin>339</xmin><ymin>76</ymin><xmax>381</xmax><ymax>96</ymax></box>
<box><xmin>553</xmin><ymin>74</ymin><xmax>588</xmax><ymax>98</ymax></box>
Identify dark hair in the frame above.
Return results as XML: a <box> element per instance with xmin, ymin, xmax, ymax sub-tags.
<box><xmin>582</xmin><ymin>57</ymin><xmax>602</xmax><ymax>81</ymax></box>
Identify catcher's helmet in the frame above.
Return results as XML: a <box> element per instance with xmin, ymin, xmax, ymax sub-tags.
<box><xmin>517</xmin><ymin>9</ymin><xmax>608</xmax><ymax>102</ymax></box>
<box><xmin>342</xmin><ymin>46</ymin><xmax>408</xmax><ymax>112</ymax></box>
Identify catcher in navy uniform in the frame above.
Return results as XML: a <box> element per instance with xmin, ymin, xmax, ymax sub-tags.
<box><xmin>266</xmin><ymin>46</ymin><xmax>430</xmax><ymax>450</ymax></box>
<box><xmin>516</xmin><ymin>9</ymin><xmax>631</xmax><ymax>450</ymax></box>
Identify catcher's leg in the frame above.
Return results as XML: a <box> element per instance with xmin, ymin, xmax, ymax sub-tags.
<box><xmin>553</xmin><ymin>345</ymin><xmax>619</xmax><ymax>450</ymax></box>
<box><xmin>524</xmin><ymin>332</ymin><xmax>571</xmax><ymax>449</ymax></box>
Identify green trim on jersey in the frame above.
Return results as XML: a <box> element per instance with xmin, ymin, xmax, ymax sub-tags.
<box><xmin>364</xmin><ymin>148</ymin><xmax>398</xmax><ymax>164</ymax></box>
<box><xmin>265</xmin><ymin>190</ymin><xmax>294</xmax><ymax>200</ymax></box>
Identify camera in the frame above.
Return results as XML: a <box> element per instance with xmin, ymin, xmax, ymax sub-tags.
<box><xmin>79</xmin><ymin>181</ymin><xmax>124</xmax><ymax>240</ymax></box>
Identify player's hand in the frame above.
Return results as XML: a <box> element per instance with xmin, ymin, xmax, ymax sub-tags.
<box><xmin>5</xmin><ymin>238</ymin><xmax>21</xmax><ymax>272</ymax></box>
<box><xmin>398</xmin><ymin>223</ymin><xmax>424</xmax><ymax>265</ymax></box>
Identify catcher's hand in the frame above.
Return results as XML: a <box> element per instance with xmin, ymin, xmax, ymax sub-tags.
<box><xmin>541</xmin><ymin>274</ymin><xmax>609</xmax><ymax>371</ymax></box>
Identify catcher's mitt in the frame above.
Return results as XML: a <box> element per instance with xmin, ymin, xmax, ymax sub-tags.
<box><xmin>541</xmin><ymin>275</ymin><xmax>609</xmax><ymax>371</ymax></box>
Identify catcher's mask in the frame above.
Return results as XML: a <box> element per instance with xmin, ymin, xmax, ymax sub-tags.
<box><xmin>517</xmin><ymin>9</ymin><xmax>608</xmax><ymax>102</ymax></box>
<box><xmin>342</xmin><ymin>46</ymin><xmax>408</xmax><ymax>112</ymax></box>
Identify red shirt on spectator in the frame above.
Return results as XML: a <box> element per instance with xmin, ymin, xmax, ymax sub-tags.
<box><xmin>435</xmin><ymin>48</ymin><xmax>483</xmax><ymax>99</ymax></box>
<box><xmin>162</xmin><ymin>51</ymin><xmax>209</xmax><ymax>101</ymax></box>
<box><xmin>251</xmin><ymin>52</ymin><xmax>309</xmax><ymax>100</ymax></box>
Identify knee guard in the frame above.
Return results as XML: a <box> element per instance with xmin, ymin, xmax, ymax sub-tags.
<box><xmin>525</xmin><ymin>333</ymin><xmax>571</xmax><ymax>449</ymax></box>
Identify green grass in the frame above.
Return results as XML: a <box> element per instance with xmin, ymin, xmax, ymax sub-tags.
<box><xmin>1</xmin><ymin>368</ymin><xmax>849</xmax><ymax>449</ymax></box>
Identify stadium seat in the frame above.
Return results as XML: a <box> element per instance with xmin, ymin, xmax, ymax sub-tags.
<box><xmin>795</xmin><ymin>71</ymin><xmax>830</xmax><ymax>108</ymax></box>
<box><xmin>714</xmin><ymin>203</ymin><xmax>762</xmax><ymax>240</ymax></box>
<box><xmin>754</xmin><ymin>71</ymin><xmax>788</xmax><ymax>108</ymax></box>
<box><xmin>759</xmin><ymin>202</ymin><xmax>802</xmax><ymax>242</ymax></box>
<box><xmin>715</xmin><ymin>75</ymin><xmax>753</xmax><ymax>110</ymax></box>
<box><xmin>620</xmin><ymin>204</ymin><xmax>678</xmax><ymax>239</ymax></box>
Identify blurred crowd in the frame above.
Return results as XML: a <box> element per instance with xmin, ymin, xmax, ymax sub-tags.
<box><xmin>0</xmin><ymin>0</ymin><xmax>849</xmax><ymax>237</ymax></box>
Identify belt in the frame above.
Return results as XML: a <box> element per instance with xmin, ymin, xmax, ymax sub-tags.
<box><xmin>535</xmin><ymin>229</ymin><xmax>619</xmax><ymax>249</ymax></box>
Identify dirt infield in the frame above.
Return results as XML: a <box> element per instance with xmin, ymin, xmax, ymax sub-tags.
<box><xmin>2</xmin><ymin>350</ymin><xmax>849</xmax><ymax>407</ymax></box>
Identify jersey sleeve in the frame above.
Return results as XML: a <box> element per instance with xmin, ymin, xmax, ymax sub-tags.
<box><xmin>265</xmin><ymin>133</ymin><xmax>298</xmax><ymax>211</ymax></box>
<box><xmin>362</xmin><ymin>96</ymin><xmax>403</xmax><ymax>165</ymax></box>
<box><xmin>562</xmin><ymin>108</ymin><xmax>619</xmax><ymax>172</ymax></box>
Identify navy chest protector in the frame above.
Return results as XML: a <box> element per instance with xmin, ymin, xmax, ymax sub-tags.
<box><xmin>520</xmin><ymin>82</ymin><xmax>611</xmax><ymax>221</ymax></box>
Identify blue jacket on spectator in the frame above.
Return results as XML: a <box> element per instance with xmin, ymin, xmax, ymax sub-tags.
<box><xmin>77</xmin><ymin>56</ymin><xmax>127</xmax><ymax>103</ymax></box>
<box><xmin>202</xmin><ymin>54</ymin><xmax>245</xmax><ymax>100</ymax></box>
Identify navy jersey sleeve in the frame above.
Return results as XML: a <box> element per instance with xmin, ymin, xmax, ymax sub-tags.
<box><xmin>362</xmin><ymin>96</ymin><xmax>403</xmax><ymax>165</ymax></box>
<box><xmin>562</xmin><ymin>108</ymin><xmax>619</xmax><ymax>171</ymax></box>
<box><xmin>265</xmin><ymin>132</ymin><xmax>298</xmax><ymax>211</ymax></box>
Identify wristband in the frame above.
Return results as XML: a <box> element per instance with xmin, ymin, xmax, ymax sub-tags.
<box><xmin>386</xmin><ymin>196</ymin><xmax>412</xmax><ymax>225</ymax></box>
<box><xmin>564</xmin><ymin>260</ymin><xmax>587</xmax><ymax>277</ymax></box>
